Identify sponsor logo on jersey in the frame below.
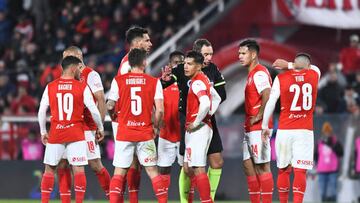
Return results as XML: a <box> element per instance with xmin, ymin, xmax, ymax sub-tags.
<box><xmin>289</xmin><ymin>113</ymin><xmax>307</xmax><ymax>119</ymax></box>
<box><xmin>56</xmin><ymin>123</ymin><xmax>74</xmax><ymax>130</ymax></box>
<box><xmin>144</xmin><ymin>156</ymin><xmax>157</xmax><ymax>163</ymax></box>
<box><xmin>126</xmin><ymin>120</ymin><xmax>146</xmax><ymax>127</ymax></box>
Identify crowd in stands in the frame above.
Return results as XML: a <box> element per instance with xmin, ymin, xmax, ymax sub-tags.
<box><xmin>316</xmin><ymin>34</ymin><xmax>360</xmax><ymax>116</ymax></box>
<box><xmin>0</xmin><ymin>0</ymin><xmax>209</xmax><ymax>116</ymax></box>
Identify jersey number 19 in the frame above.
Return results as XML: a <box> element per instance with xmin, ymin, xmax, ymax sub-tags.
<box><xmin>56</xmin><ymin>93</ymin><xmax>74</xmax><ymax>121</ymax></box>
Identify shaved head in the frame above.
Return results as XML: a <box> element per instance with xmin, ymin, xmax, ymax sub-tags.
<box><xmin>294</xmin><ymin>53</ymin><xmax>311</xmax><ymax>69</ymax></box>
<box><xmin>63</xmin><ymin>46</ymin><xmax>83</xmax><ymax>61</ymax></box>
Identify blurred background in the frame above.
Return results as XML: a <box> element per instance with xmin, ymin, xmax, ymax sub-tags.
<box><xmin>0</xmin><ymin>0</ymin><xmax>359</xmax><ymax>202</ymax></box>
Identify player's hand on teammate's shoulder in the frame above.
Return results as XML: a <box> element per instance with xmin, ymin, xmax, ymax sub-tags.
<box><xmin>41</xmin><ymin>133</ymin><xmax>49</xmax><ymax>145</ymax></box>
<box><xmin>272</xmin><ymin>59</ymin><xmax>289</xmax><ymax>70</ymax></box>
<box><xmin>96</xmin><ymin>130</ymin><xmax>105</xmax><ymax>143</ymax></box>
<box><xmin>261</xmin><ymin>129</ymin><xmax>271</xmax><ymax>143</ymax></box>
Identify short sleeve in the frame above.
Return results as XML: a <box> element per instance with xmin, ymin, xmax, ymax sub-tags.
<box><xmin>154</xmin><ymin>79</ymin><xmax>164</xmax><ymax>100</ymax></box>
<box><xmin>119</xmin><ymin>61</ymin><xmax>130</xmax><ymax>75</ymax></box>
<box><xmin>253</xmin><ymin>71</ymin><xmax>271</xmax><ymax>94</ymax></box>
<box><xmin>83</xmin><ymin>86</ymin><xmax>96</xmax><ymax>108</ymax></box>
<box><xmin>87</xmin><ymin>71</ymin><xmax>104</xmax><ymax>93</ymax></box>
<box><xmin>191</xmin><ymin>80</ymin><xmax>207</xmax><ymax>97</ymax></box>
<box><xmin>107</xmin><ymin>79</ymin><xmax>119</xmax><ymax>101</ymax></box>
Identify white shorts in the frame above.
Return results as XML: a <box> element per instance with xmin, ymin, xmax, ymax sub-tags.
<box><xmin>184</xmin><ymin>124</ymin><xmax>213</xmax><ymax>167</ymax></box>
<box><xmin>85</xmin><ymin>131</ymin><xmax>101</xmax><ymax>160</ymax></box>
<box><xmin>157</xmin><ymin>137</ymin><xmax>182</xmax><ymax>167</ymax></box>
<box><xmin>44</xmin><ymin>141</ymin><xmax>88</xmax><ymax>166</ymax></box>
<box><xmin>243</xmin><ymin>130</ymin><xmax>271</xmax><ymax>164</ymax></box>
<box><xmin>276</xmin><ymin>129</ymin><xmax>314</xmax><ymax>170</ymax></box>
<box><xmin>111</xmin><ymin>122</ymin><xmax>118</xmax><ymax>141</ymax></box>
<box><xmin>113</xmin><ymin>140</ymin><xmax>157</xmax><ymax>168</ymax></box>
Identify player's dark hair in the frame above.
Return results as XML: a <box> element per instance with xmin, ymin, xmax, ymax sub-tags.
<box><xmin>128</xmin><ymin>48</ymin><xmax>147</xmax><ymax>68</ymax></box>
<box><xmin>193</xmin><ymin>39</ymin><xmax>212</xmax><ymax>52</ymax></box>
<box><xmin>126</xmin><ymin>26</ymin><xmax>148</xmax><ymax>44</ymax></box>
<box><xmin>169</xmin><ymin>51</ymin><xmax>185</xmax><ymax>60</ymax></box>
<box><xmin>186</xmin><ymin>51</ymin><xmax>204</xmax><ymax>65</ymax></box>
<box><xmin>239</xmin><ymin>39</ymin><xmax>260</xmax><ymax>54</ymax></box>
<box><xmin>295</xmin><ymin>52</ymin><xmax>311</xmax><ymax>63</ymax></box>
<box><xmin>61</xmin><ymin>56</ymin><xmax>82</xmax><ymax>70</ymax></box>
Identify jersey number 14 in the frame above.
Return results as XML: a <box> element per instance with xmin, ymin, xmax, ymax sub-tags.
<box><xmin>289</xmin><ymin>83</ymin><xmax>312</xmax><ymax>111</ymax></box>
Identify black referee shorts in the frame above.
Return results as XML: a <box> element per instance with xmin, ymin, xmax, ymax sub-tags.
<box><xmin>179</xmin><ymin>113</ymin><xmax>223</xmax><ymax>156</ymax></box>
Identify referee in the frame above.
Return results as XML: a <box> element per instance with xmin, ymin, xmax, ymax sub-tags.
<box><xmin>161</xmin><ymin>39</ymin><xmax>226</xmax><ymax>202</ymax></box>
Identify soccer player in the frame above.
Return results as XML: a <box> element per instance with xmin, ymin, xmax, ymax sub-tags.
<box><xmin>107</xmin><ymin>48</ymin><xmax>167</xmax><ymax>203</ymax></box>
<box><xmin>55</xmin><ymin>46</ymin><xmax>110</xmax><ymax>202</ymax></box>
<box><xmin>157</xmin><ymin>51</ymin><xmax>185</xmax><ymax>191</ymax></box>
<box><xmin>261</xmin><ymin>54</ymin><xmax>321</xmax><ymax>203</ymax></box>
<box><xmin>112</xmin><ymin>26</ymin><xmax>152</xmax><ymax>203</ymax></box>
<box><xmin>38</xmin><ymin>56</ymin><xmax>105</xmax><ymax>203</ymax></box>
<box><xmin>183</xmin><ymin>51</ymin><xmax>221</xmax><ymax>203</ymax></box>
<box><xmin>161</xmin><ymin>39</ymin><xmax>226</xmax><ymax>202</ymax></box>
<box><xmin>238</xmin><ymin>39</ymin><xmax>274</xmax><ymax>203</ymax></box>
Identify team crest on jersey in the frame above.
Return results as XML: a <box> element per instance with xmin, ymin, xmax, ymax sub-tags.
<box><xmin>79</xmin><ymin>76</ymin><xmax>85</xmax><ymax>82</ymax></box>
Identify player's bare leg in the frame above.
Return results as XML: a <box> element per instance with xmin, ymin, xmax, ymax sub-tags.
<box><xmin>243</xmin><ymin>159</ymin><xmax>260</xmax><ymax>203</ymax></box>
<box><xmin>254</xmin><ymin>162</ymin><xmax>273</xmax><ymax>203</ymax></box>
<box><xmin>88</xmin><ymin>158</ymin><xmax>111</xmax><ymax>198</ymax></box>
<box><xmin>71</xmin><ymin>165</ymin><xmax>87</xmax><ymax>203</ymax></box>
<box><xmin>207</xmin><ymin>152</ymin><xmax>224</xmax><ymax>200</ymax></box>
<box><xmin>57</xmin><ymin>159</ymin><xmax>72</xmax><ymax>203</ymax></box>
<box><xmin>144</xmin><ymin>166</ymin><xmax>168</xmax><ymax>203</ymax></box>
<box><xmin>277</xmin><ymin>165</ymin><xmax>292</xmax><ymax>203</ymax></box>
<box><xmin>127</xmin><ymin>156</ymin><xmax>141</xmax><ymax>203</ymax></box>
<box><xmin>41</xmin><ymin>165</ymin><xmax>57</xmax><ymax>203</ymax></box>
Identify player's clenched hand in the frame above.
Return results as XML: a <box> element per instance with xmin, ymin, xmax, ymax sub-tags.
<box><xmin>249</xmin><ymin>116</ymin><xmax>260</xmax><ymax>126</ymax></box>
<box><xmin>41</xmin><ymin>133</ymin><xmax>49</xmax><ymax>145</ymax></box>
<box><xmin>96</xmin><ymin>130</ymin><xmax>105</xmax><ymax>143</ymax></box>
<box><xmin>261</xmin><ymin>129</ymin><xmax>270</xmax><ymax>143</ymax></box>
<box><xmin>272</xmin><ymin>59</ymin><xmax>289</xmax><ymax>70</ymax></box>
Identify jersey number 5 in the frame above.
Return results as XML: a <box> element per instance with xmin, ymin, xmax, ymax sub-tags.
<box><xmin>130</xmin><ymin>87</ymin><xmax>142</xmax><ymax>116</ymax></box>
<box><xmin>289</xmin><ymin>83</ymin><xmax>312</xmax><ymax>111</ymax></box>
<box><xmin>56</xmin><ymin>93</ymin><xmax>74</xmax><ymax>120</ymax></box>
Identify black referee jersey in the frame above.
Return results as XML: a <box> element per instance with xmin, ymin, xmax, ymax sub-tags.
<box><xmin>160</xmin><ymin>62</ymin><xmax>226</xmax><ymax>114</ymax></box>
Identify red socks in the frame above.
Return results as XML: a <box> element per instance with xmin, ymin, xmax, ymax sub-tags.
<box><xmin>293</xmin><ymin>168</ymin><xmax>307</xmax><ymax>203</ymax></box>
<box><xmin>188</xmin><ymin>176</ymin><xmax>196</xmax><ymax>203</ymax></box>
<box><xmin>277</xmin><ymin>167</ymin><xmax>291</xmax><ymax>203</ymax></box>
<box><xmin>58</xmin><ymin>168</ymin><xmax>72</xmax><ymax>203</ymax></box>
<box><xmin>259</xmin><ymin>172</ymin><xmax>274</xmax><ymax>203</ymax></box>
<box><xmin>41</xmin><ymin>172</ymin><xmax>55</xmax><ymax>203</ymax></box>
<box><xmin>151</xmin><ymin>175</ymin><xmax>168</xmax><ymax>203</ymax></box>
<box><xmin>74</xmin><ymin>172</ymin><xmax>87</xmax><ymax>203</ymax></box>
<box><xmin>247</xmin><ymin>175</ymin><xmax>260</xmax><ymax>203</ymax></box>
<box><xmin>161</xmin><ymin>174</ymin><xmax>171</xmax><ymax>191</ymax></box>
<box><xmin>96</xmin><ymin>167</ymin><xmax>111</xmax><ymax>198</ymax></box>
<box><xmin>109</xmin><ymin>175</ymin><xmax>125</xmax><ymax>203</ymax></box>
<box><xmin>127</xmin><ymin>168</ymin><xmax>141</xmax><ymax>203</ymax></box>
<box><xmin>195</xmin><ymin>173</ymin><xmax>213</xmax><ymax>203</ymax></box>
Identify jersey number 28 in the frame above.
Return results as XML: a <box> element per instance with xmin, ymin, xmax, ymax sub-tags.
<box><xmin>289</xmin><ymin>83</ymin><xmax>312</xmax><ymax>111</ymax></box>
<box><xmin>56</xmin><ymin>93</ymin><xmax>74</xmax><ymax>121</ymax></box>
